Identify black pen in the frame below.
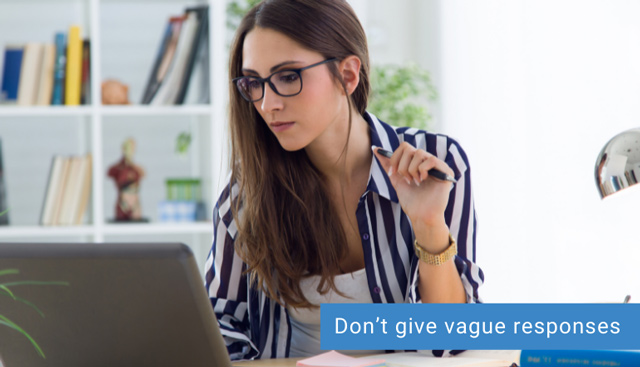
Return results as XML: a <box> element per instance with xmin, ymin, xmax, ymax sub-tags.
<box><xmin>375</xmin><ymin>148</ymin><xmax>457</xmax><ymax>184</ymax></box>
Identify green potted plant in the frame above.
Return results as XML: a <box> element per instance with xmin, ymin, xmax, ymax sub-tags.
<box><xmin>0</xmin><ymin>209</ymin><xmax>69</xmax><ymax>362</ymax></box>
<box><xmin>0</xmin><ymin>273</ymin><xmax>69</xmax><ymax>361</ymax></box>
<box><xmin>369</xmin><ymin>63</ymin><xmax>437</xmax><ymax>130</ymax></box>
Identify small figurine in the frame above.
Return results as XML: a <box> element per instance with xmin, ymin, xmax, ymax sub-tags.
<box><xmin>107</xmin><ymin>138</ymin><xmax>146</xmax><ymax>222</ymax></box>
<box><xmin>101</xmin><ymin>79</ymin><xmax>130</xmax><ymax>105</ymax></box>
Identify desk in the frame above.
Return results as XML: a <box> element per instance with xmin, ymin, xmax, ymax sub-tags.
<box><xmin>232</xmin><ymin>357</ymin><xmax>302</xmax><ymax>367</ymax></box>
<box><xmin>230</xmin><ymin>351</ymin><xmax>521</xmax><ymax>366</ymax></box>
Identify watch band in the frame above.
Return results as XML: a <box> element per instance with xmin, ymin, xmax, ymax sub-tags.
<box><xmin>414</xmin><ymin>234</ymin><xmax>457</xmax><ymax>266</ymax></box>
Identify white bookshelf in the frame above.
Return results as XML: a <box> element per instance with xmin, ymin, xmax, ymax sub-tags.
<box><xmin>0</xmin><ymin>0</ymin><xmax>229</xmax><ymax>273</ymax></box>
<box><xmin>0</xmin><ymin>106</ymin><xmax>93</xmax><ymax>117</ymax></box>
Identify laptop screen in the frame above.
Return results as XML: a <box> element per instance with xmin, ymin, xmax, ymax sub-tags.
<box><xmin>0</xmin><ymin>242</ymin><xmax>231</xmax><ymax>367</ymax></box>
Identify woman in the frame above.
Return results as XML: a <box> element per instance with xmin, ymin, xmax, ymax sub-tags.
<box><xmin>204</xmin><ymin>0</ymin><xmax>484</xmax><ymax>360</ymax></box>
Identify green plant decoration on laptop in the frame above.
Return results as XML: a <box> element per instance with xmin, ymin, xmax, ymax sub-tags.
<box><xmin>0</xmin><ymin>210</ymin><xmax>70</xmax><ymax>359</ymax></box>
<box><xmin>0</xmin><ymin>271</ymin><xmax>69</xmax><ymax>359</ymax></box>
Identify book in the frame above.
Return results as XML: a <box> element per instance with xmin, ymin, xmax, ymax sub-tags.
<box><xmin>174</xmin><ymin>5</ymin><xmax>209</xmax><ymax>104</ymax></box>
<box><xmin>73</xmin><ymin>153</ymin><xmax>92</xmax><ymax>225</ymax></box>
<box><xmin>40</xmin><ymin>155</ymin><xmax>65</xmax><ymax>225</ymax></box>
<box><xmin>150</xmin><ymin>11</ymin><xmax>200</xmax><ymax>105</ymax></box>
<box><xmin>40</xmin><ymin>154</ymin><xmax>92</xmax><ymax>226</ymax></box>
<box><xmin>141</xmin><ymin>16</ymin><xmax>184</xmax><ymax>104</ymax></box>
<box><xmin>365</xmin><ymin>351</ymin><xmax>520</xmax><ymax>367</ymax></box>
<box><xmin>49</xmin><ymin>156</ymin><xmax>71</xmax><ymax>226</ymax></box>
<box><xmin>520</xmin><ymin>350</ymin><xmax>640</xmax><ymax>366</ymax></box>
<box><xmin>17</xmin><ymin>42</ymin><xmax>44</xmax><ymax>106</ymax></box>
<box><xmin>80</xmin><ymin>39</ymin><xmax>91</xmax><ymax>105</ymax></box>
<box><xmin>36</xmin><ymin>43</ymin><xmax>56</xmax><ymax>105</ymax></box>
<box><xmin>58</xmin><ymin>156</ymin><xmax>82</xmax><ymax>225</ymax></box>
<box><xmin>141</xmin><ymin>18</ymin><xmax>174</xmax><ymax>104</ymax></box>
<box><xmin>1</xmin><ymin>45</ymin><xmax>24</xmax><ymax>103</ymax></box>
<box><xmin>0</xmin><ymin>138</ymin><xmax>8</xmax><ymax>225</ymax></box>
<box><xmin>51</xmin><ymin>32</ymin><xmax>66</xmax><ymax>105</ymax></box>
<box><xmin>297</xmin><ymin>351</ymin><xmax>386</xmax><ymax>367</ymax></box>
<box><xmin>65</xmin><ymin>25</ymin><xmax>83</xmax><ymax>106</ymax></box>
<box><xmin>182</xmin><ymin>30</ymin><xmax>210</xmax><ymax>104</ymax></box>
<box><xmin>67</xmin><ymin>153</ymin><xmax>91</xmax><ymax>225</ymax></box>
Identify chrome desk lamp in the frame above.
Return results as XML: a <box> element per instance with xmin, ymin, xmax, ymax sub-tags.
<box><xmin>595</xmin><ymin>128</ymin><xmax>640</xmax><ymax>199</ymax></box>
<box><xmin>595</xmin><ymin>130</ymin><xmax>637</xmax><ymax>303</ymax></box>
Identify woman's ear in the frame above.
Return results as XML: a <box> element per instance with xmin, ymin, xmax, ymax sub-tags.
<box><xmin>338</xmin><ymin>55</ymin><xmax>361</xmax><ymax>96</ymax></box>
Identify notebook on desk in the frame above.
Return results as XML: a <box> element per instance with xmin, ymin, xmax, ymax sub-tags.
<box><xmin>0</xmin><ymin>242</ymin><xmax>231</xmax><ymax>367</ymax></box>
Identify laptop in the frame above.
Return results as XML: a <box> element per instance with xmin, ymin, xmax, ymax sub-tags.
<box><xmin>0</xmin><ymin>242</ymin><xmax>232</xmax><ymax>367</ymax></box>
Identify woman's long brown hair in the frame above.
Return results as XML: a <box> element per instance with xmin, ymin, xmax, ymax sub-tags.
<box><xmin>228</xmin><ymin>0</ymin><xmax>370</xmax><ymax>308</ymax></box>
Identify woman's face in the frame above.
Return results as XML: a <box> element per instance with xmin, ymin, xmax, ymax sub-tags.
<box><xmin>241</xmin><ymin>27</ymin><xmax>347</xmax><ymax>152</ymax></box>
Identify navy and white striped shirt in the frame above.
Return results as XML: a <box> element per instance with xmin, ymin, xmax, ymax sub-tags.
<box><xmin>204</xmin><ymin>112</ymin><xmax>484</xmax><ymax>360</ymax></box>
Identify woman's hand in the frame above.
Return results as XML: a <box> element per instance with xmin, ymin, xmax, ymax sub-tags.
<box><xmin>374</xmin><ymin>144</ymin><xmax>466</xmax><ymax>303</ymax></box>
<box><xmin>373</xmin><ymin>143</ymin><xmax>454</xmax><ymax>234</ymax></box>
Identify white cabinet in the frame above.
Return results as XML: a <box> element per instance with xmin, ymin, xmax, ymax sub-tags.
<box><xmin>0</xmin><ymin>0</ymin><xmax>229</xmax><ymax>274</ymax></box>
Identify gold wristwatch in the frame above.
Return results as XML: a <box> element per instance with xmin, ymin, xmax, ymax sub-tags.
<box><xmin>414</xmin><ymin>234</ymin><xmax>457</xmax><ymax>265</ymax></box>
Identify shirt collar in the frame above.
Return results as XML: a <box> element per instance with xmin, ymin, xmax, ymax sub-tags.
<box><xmin>364</xmin><ymin>112</ymin><xmax>400</xmax><ymax>203</ymax></box>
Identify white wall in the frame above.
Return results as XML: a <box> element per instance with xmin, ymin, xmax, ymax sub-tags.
<box><xmin>438</xmin><ymin>0</ymin><xmax>640</xmax><ymax>303</ymax></box>
<box><xmin>361</xmin><ymin>0</ymin><xmax>444</xmax><ymax>128</ymax></box>
<box><xmin>359</xmin><ymin>0</ymin><xmax>640</xmax><ymax>303</ymax></box>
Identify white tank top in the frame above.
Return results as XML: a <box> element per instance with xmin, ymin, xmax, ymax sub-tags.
<box><xmin>286</xmin><ymin>268</ymin><xmax>386</xmax><ymax>357</ymax></box>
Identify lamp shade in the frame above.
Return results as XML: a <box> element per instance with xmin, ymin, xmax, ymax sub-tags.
<box><xmin>595</xmin><ymin>128</ymin><xmax>640</xmax><ymax>199</ymax></box>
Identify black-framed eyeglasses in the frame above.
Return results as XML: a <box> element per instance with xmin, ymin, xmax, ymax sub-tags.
<box><xmin>232</xmin><ymin>58</ymin><xmax>337</xmax><ymax>102</ymax></box>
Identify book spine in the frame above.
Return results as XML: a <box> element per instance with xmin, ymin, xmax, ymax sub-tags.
<box><xmin>1</xmin><ymin>45</ymin><xmax>24</xmax><ymax>102</ymax></box>
<box><xmin>59</xmin><ymin>156</ymin><xmax>83</xmax><ymax>225</ymax></box>
<box><xmin>65</xmin><ymin>25</ymin><xmax>83</xmax><ymax>106</ymax></box>
<box><xmin>148</xmin><ymin>16</ymin><xmax>185</xmax><ymax>105</ymax></box>
<box><xmin>50</xmin><ymin>156</ymin><xmax>71</xmax><ymax>226</ymax></box>
<box><xmin>52</xmin><ymin>32</ymin><xmax>66</xmax><ymax>105</ymax></box>
<box><xmin>80</xmin><ymin>39</ymin><xmax>91</xmax><ymax>105</ymax></box>
<box><xmin>36</xmin><ymin>43</ymin><xmax>56</xmax><ymax>105</ymax></box>
<box><xmin>520</xmin><ymin>350</ymin><xmax>640</xmax><ymax>366</ymax></box>
<box><xmin>141</xmin><ymin>19</ymin><xmax>173</xmax><ymax>104</ymax></box>
<box><xmin>17</xmin><ymin>42</ymin><xmax>44</xmax><ymax>106</ymax></box>
<box><xmin>40</xmin><ymin>156</ymin><xmax>63</xmax><ymax>225</ymax></box>
<box><xmin>175</xmin><ymin>6</ymin><xmax>209</xmax><ymax>104</ymax></box>
<box><xmin>74</xmin><ymin>154</ymin><xmax>92</xmax><ymax>225</ymax></box>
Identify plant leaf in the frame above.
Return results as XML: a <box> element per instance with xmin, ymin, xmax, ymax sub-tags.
<box><xmin>0</xmin><ymin>281</ymin><xmax>69</xmax><ymax>287</ymax></box>
<box><xmin>0</xmin><ymin>315</ymin><xmax>46</xmax><ymax>358</ymax></box>
<box><xmin>0</xmin><ymin>269</ymin><xmax>19</xmax><ymax>277</ymax></box>
<box><xmin>0</xmin><ymin>291</ymin><xmax>46</xmax><ymax>318</ymax></box>
<box><xmin>0</xmin><ymin>285</ymin><xmax>16</xmax><ymax>300</ymax></box>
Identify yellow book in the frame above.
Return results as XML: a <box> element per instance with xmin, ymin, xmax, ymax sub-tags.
<box><xmin>65</xmin><ymin>25</ymin><xmax>83</xmax><ymax>105</ymax></box>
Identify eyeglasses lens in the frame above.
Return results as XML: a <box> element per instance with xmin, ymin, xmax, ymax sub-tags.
<box><xmin>236</xmin><ymin>70</ymin><xmax>302</xmax><ymax>102</ymax></box>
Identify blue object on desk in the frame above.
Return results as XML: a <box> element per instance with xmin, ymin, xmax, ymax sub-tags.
<box><xmin>520</xmin><ymin>350</ymin><xmax>640</xmax><ymax>366</ymax></box>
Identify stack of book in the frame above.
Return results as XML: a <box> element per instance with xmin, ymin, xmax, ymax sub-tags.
<box><xmin>0</xmin><ymin>25</ymin><xmax>90</xmax><ymax>106</ymax></box>
<box><xmin>141</xmin><ymin>5</ymin><xmax>209</xmax><ymax>105</ymax></box>
<box><xmin>40</xmin><ymin>154</ymin><xmax>92</xmax><ymax>226</ymax></box>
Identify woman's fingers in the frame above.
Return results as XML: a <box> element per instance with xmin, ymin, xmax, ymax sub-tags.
<box><xmin>408</xmin><ymin>152</ymin><xmax>426</xmax><ymax>184</ymax></box>
<box><xmin>373</xmin><ymin>144</ymin><xmax>454</xmax><ymax>185</ymax></box>
<box><xmin>396</xmin><ymin>146</ymin><xmax>415</xmax><ymax>185</ymax></box>
<box><xmin>418</xmin><ymin>159</ymin><xmax>437</xmax><ymax>181</ymax></box>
